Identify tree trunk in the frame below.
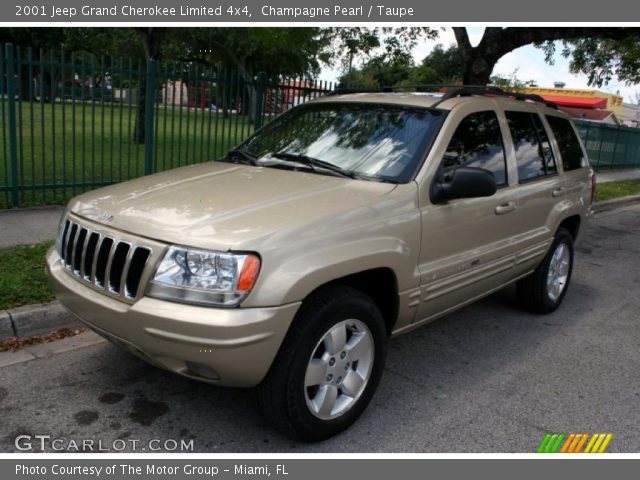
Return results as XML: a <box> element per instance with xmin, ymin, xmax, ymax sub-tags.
<box><xmin>453</xmin><ymin>27</ymin><xmax>496</xmax><ymax>86</ymax></box>
<box><xmin>132</xmin><ymin>74</ymin><xmax>147</xmax><ymax>144</ymax></box>
<box><xmin>19</xmin><ymin>65</ymin><xmax>33</xmax><ymax>101</ymax></box>
<box><xmin>453</xmin><ymin>27</ymin><xmax>640</xmax><ymax>87</ymax></box>
<box><xmin>132</xmin><ymin>28</ymin><xmax>163</xmax><ymax>145</ymax></box>
<box><xmin>462</xmin><ymin>55</ymin><xmax>496</xmax><ymax>86</ymax></box>
<box><xmin>236</xmin><ymin>63</ymin><xmax>258</xmax><ymax>123</ymax></box>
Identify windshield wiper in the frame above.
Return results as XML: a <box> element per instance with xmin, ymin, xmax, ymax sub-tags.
<box><xmin>225</xmin><ymin>147</ymin><xmax>258</xmax><ymax>166</ymax></box>
<box><xmin>271</xmin><ymin>152</ymin><xmax>356</xmax><ymax>179</ymax></box>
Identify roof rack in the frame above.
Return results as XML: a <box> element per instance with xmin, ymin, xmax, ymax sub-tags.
<box><xmin>326</xmin><ymin>84</ymin><xmax>558</xmax><ymax>109</ymax></box>
<box><xmin>325</xmin><ymin>87</ymin><xmax>388</xmax><ymax>96</ymax></box>
<box><xmin>431</xmin><ymin>86</ymin><xmax>558</xmax><ymax>109</ymax></box>
<box><xmin>326</xmin><ymin>84</ymin><xmax>465</xmax><ymax>96</ymax></box>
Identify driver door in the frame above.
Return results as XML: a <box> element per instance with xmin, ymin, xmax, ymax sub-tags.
<box><xmin>415</xmin><ymin>108</ymin><xmax>522</xmax><ymax>324</ymax></box>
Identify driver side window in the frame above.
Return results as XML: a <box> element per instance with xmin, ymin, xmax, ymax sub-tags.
<box><xmin>441</xmin><ymin>111</ymin><xmax>507</xmax><ymax>186</ymax></box>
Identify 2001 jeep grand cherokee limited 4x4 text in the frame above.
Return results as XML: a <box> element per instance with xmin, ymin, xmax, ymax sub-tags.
<box><xmin>47</xmin><ymin>87</ymin><xmax>594</xmax><ymax>440</ymax></box>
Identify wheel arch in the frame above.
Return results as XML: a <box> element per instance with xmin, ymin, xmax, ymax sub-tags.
<box><xmin>558</xmin><ymin>215</ymin><xmax>581</xmax><ymax>240</ymax></box>
<box><xmin>310</xmin><ymin>267</ymin><xmax>400</xmax><ymax>335</ymax></box>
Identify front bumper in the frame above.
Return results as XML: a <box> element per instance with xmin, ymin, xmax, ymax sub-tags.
<box><xmin>46</xmin><ymin>247</ymin><xmax>300</xmax><ymax>387</ymax></box>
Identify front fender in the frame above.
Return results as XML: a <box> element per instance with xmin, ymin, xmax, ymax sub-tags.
<box><xmin>240</xmin><ymin>185</ymin><xmax>421</xmax><ymax>307</ymax></box>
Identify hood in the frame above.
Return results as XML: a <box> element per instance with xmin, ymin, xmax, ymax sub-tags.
<box><xmin>69</xmin><ymin>161</ymin><xmax>397</xmax><ymax>250</ymax></box>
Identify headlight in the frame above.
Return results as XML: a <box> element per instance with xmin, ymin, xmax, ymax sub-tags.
<box><xmin>146</xmin><ymin>246</ymin><xmax>260</xmax><ymax>307</ymax></box>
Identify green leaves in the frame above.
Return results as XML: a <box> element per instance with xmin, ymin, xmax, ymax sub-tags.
<box><xmin>565</xmin><ymin>37</ymin><xmax>640</xmax><ymax>87</ymax></box>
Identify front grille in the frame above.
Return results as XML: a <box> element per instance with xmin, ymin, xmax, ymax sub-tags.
<box><xmin>59</xmin><ymin>219</ymin><xmax>152</xmax><ymax>300</ymax></box>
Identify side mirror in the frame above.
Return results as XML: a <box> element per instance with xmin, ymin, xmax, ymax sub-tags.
<box><xmin>431</xmin><ymin>167</ymin><xmax>497</xmax><ymax>204</ymax></box>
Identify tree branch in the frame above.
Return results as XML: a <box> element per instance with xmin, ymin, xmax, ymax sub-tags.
<box><xmin>452</xmin><ymin>27</ymin><xmax>472</xmax><ymax>59</ymax></box>
<box><xmin>492</xmin><ymin>27</ymin><xmax>640</xmax><ymax>60</ymax></box>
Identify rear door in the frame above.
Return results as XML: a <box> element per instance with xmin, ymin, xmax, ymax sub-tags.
<box><xmin>503</xmin><ymin>108</ymin><xmax>565</xmax><ymax>276</ymax></box>
<box><xmin>545</xmin><ymin>114</ymin><xmax>592</xmax><ymax>204</ymax></box>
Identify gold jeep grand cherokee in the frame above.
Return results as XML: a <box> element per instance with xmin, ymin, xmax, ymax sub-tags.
<box><xmin>47</xmin><ymin>87</ymin><xmax>594</xmax><ymax>440</ymax></box>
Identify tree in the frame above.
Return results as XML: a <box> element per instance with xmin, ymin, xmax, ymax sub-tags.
<box><xmin>130</xmin><ymin>28</ymin><xmax>165</xmax><ymax>144</ymax></box>
<box><xmin>489</xmin><ymin>70</ymin><xmax>537</xmax><ymax>92</ymax></box>
<box><xmin>324</xmin><ymin>28</ymin><xmax>434</xmax><ymax>64</ymax></box>
<box><xmin>452</xmin><ymin>27</ymin><xmax>640</xmax><ymax>85</ymax></box>
<box><xmin>66</xmin><ymin>27</ymin><xmax>165</xmax><ymax>144</ymax></box>
<box><xmin>163</xmin><ymin>28</ymin><xmax>324</xmax><ymax>77</ymax></box>
<box><xmin>341</xmin><ymin>43</ymin><xmax>465</xmax><ymax>90</ymax></box>
<box><xmin>164</xmin><ymin>28</ymin><xmax>328</xmax><ymax>123</ymax></box>
<box><xmin>549</xmin><ymin>37</ymin><xmax>640</xmax><ymax>87</ymax></box>
<box><xmin>402</xmin><ymin>44</ymin><xmax>464</xmax><ymax>86</ymax></box>
<box><xmin>338</xmin><ymin>70</ymin><xmax>380</xmax><ymax>89</ymax></box>
<box><xmin>0</xmin><ymin>27</ymin><xmax>65</xmax><ymax>100</ymax></box>
<box><xmin>62</xmin><ymin>27</ymin><xmax>144</xmax><ymax>58</ymax></box>
<box><xmin>327</xmin><ymin>27</ymin><xmax>437</xmax><ymax>86</ymax></box>
<box><xmin>339</xmin><ymin>51</ymin><xmax>414</xmax><ymax>88</ymax></box>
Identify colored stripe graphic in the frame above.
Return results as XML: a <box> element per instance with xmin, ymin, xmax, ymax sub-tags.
<box><xmin>537</xmin><ymin>433</ymin><xmax>566</xmax><ymax>453</ymax></box>
<box><xmin>561</xmin><ymin>432</ymin><xmax>587</xmax><ymax>453</ymax></box>
<box><xmin>560</xmin><ymin>433</ymin><xmax>576</xmax><ymax>453</ymax></box>
<box><xmin>597</xmin><ymin>434</ymin><xmax>613</xmax><ymax>453</ymax></box>
<box><xmin>537</xmin><ymin>433</ymin><xmax>553</xmax><ymax>453</ymax></box>
<box><xmin>584</xmin><ymin>433</ymin><xmax>599</xmax><ymax>453</ymax></box>
<box><xmin>584</xmin><ymin>433</ymin><xmax>614</xmax><ymax>453</ymax></box>
<box><xmin>538</xmin><ymin>433</ymin><xmax>612</xmax><ymax>453</ymax></box>
<box><xmin>573</xmin><ymin>433</ymin><xmax>589</xmax><ymax>453</ymax></box>
<box><xmin>548</xmin><ymin>433</ymin><xmax>565</xmax><ymax>453</ymax></box>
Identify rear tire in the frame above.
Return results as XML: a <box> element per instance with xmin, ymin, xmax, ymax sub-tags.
<box><xmin>517</xmin><ymin>227</ymin><xmax>574</xmax><ymax>314</ymax></box>
<box><xmin>257</xmin><ymin>285</ymin><xmax>388</xmax><ymax>441</ymax></box>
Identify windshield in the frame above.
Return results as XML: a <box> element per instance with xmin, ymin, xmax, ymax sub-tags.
<box><xmin>237</xmin><ymin>102</ymin><xmax>446</xmax><ymax>183</ymax></box>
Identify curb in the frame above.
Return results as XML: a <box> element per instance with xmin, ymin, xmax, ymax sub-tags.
<box><xmin>0</xmin><ymin>301</ymin><xmax>80</xmax><ymax>341</ymax></box>
<box><xmin>592</xmin><ymin>194</ymin><xmax>640</xmax><ymax>213</ymax></box>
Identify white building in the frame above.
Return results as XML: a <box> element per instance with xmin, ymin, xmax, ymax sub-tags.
<box><xmin>621</xmin><ymin>102</ymin><xmax>640</xmax><ymax>128</ymax></box>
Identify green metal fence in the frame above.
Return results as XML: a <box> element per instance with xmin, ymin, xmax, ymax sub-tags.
<box><xmin>0</xmin><ymin>43</ymin><xmax>335</xmax><ymax>208</ymax></box>
<box><xmin>574</xmin><ymin>119</ymin><xmax>640</xmax><ymax>170</ymax></box>
<box><xmin>3</xmin><ymin>42</ymin><xmax>640</xmax><ymax>210</ymax></box>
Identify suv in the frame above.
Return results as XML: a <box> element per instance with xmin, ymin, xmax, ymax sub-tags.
<box><xmin>46</xmin><ymin>87</ymin><xmax>594</xmax><ymax>440</ymax></box>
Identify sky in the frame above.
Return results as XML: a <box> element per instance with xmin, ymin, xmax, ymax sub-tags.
<box><xmin>320</xmin><ymin>27</ymin><xmax>639</xmax><ymax>103</ymax></box>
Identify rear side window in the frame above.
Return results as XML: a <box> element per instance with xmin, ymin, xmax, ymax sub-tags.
<box><xmin>441</xmin><ymin>111</ymin><xmax>507</xmax><ymax>186</ymax></box>
<box><xmin>545</xmin><ymin>116</ymin><xmax>586</xmax><ymax>171</ymax></box>
<box><xmin>532</xmin><ymin>114</ymin><xmax>557</xmax><ymax>175</ymax></box>
<box><xmin>506</xmin><ymin>111</ymin><xmax>557</xmax><ymax>183</ymax></box>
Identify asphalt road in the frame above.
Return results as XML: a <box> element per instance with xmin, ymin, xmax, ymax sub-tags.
<box><xmin>2</xmin><ymin>204</ymin><xmax>640</xmax><ymax>453</ymax></box>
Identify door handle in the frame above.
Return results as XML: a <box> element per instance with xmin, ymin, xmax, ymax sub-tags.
<box><xmin>553</xmin><ymin>184</ymin><xmax>582</xmax><ymax>197</ymax></box>
<box><xmin>495</xmin><ymin>201</ymin><xmax>516</xmax><ymax>215</ymax></box>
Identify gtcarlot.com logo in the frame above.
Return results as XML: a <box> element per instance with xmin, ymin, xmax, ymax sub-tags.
<box><xmin>537</xmin><ymin>432</ymin><xmax>613</xmax><ymax>453</ymax></box>
<box><xmin>14</xmin><ymin>435</ymin><xmax>194</xmax><ymax>452</ymax></box>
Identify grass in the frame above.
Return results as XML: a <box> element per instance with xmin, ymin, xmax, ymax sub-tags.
<box><xmin>0</xmin><ymin>240</ymin><xmax>55</xmax><ymax>309</ymax></box>
<box><xmin>596</xmin><ymin>179</ymin><xmax>640</xmax><ymax>202</ymax></box>
<box><xmin>0</xmin><ymin>99</ymin><xmax>255</xmax><ymax>208</ymax></box>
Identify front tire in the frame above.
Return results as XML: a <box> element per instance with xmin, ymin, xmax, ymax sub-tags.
<box><xmin>257</xmin><ymin>285</ymin><xmax>388</xmax><ymax>441</ymax></box>
<box><xmin>517</xmin><ymin>227</ymin><xmax>574</xmax><ymax>314</ymax></box>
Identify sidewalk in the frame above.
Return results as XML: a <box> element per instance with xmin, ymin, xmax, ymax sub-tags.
<box><xmin>0</xmin><ymin>206</ymin><xmax>63</xmax><ymax>249</ymax></box>
<box><xmin>596</xmin><ymin>169</ymin><xmax>640</xmax><ymax>184</ymax></box>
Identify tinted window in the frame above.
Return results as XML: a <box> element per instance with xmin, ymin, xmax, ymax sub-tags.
<box><xmin>506</xmin><ymin>111</ymin><xmax>556</xmax><ymax>183</ymax></box>
<box><xmin>532</xmin><ymin>114</ymin><xmax>557</xmax><ymax>175</ymax></box>
<box><xmin>546</xmin><ymin>115</ymin><xmax>586</xmax><ymax>171</ymax></box>
<box><xmin>441</xmin><ymin>111</ymin><xmax>507</xmax><ymax>186</ymax></box>
<box><xmin>240</xmin><ymin>102</ymin><xmax>446</xmax><ymax>183</ymax></box>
